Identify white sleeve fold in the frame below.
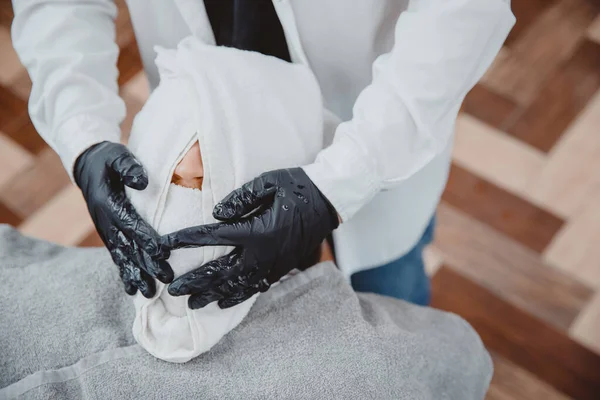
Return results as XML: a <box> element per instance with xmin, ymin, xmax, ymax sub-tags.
<box><xmin>303</xmin><ymin>0</ymin><xmax>515</xmax><ymax>221</ymax></box>
<box><xmin>11</xmin><ymin>0</ymin><xmax>125</xmax><ymax>180</ymax></box>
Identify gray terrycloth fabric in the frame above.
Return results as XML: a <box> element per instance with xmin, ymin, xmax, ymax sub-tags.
<box><xmin>0</xmin><ymin>225</ymin><xmax>493</xmax><ymax>399</ymax></box>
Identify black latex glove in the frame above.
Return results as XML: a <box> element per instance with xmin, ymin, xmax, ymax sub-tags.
<box><xmin>163</xmin><ymin>167</ymin><xmax>339</xmax><ymax>309</ymax></box>
<box><xmin>74</xmin><ymin>141</ymin><xmax>174</xmax><ymax>298</ymax></box>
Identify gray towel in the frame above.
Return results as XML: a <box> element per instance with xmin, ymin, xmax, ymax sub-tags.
<box><xmin>0</xmin><ymin>225</ymin><xmax>492</xmax><ymax>399</ymax></box>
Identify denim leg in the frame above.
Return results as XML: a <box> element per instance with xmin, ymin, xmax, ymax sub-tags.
<box><xmin>350</xmin><ymin>216</ymin><xmax>435</xmax><ymax>306</ymax></box>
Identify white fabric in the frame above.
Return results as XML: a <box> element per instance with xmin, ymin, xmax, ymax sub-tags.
<box><xmin>125</xmin><ymin>38</ymin><xmax>324</xmax><ymax>362</ymax></box>
<box><xmin>132</xmin><ymin>185</ymin><xmax>256</xmax><ymax>364</ymax></box>
<box><xmin>11</xmin><ymin>0</ymin><xmax>515</xmax><ymax>275</ymax></box>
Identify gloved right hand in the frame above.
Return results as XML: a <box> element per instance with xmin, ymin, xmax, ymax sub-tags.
<box><xmin>74</xmin><ymin>141</ymin><xmax>174</xmax><ymax>297</ymax></box>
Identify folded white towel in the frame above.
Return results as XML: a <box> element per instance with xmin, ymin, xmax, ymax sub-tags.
<box><xmin>126</xmin><ymin>37</ymin><xmax>324</xmax><ymax>363</ymax></box>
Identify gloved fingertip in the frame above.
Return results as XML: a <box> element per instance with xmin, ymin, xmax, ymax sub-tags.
<box><xmin>156</xmin><ymin>262</ymin><xmax>174</xmax><ymax>284</ymax></box>
<box><xmin>122</xmin><ymin>171</ymin><xmax>149</xmax><ymax>190</ymax></box>
<box><xmin>159</xmin><ymin>233</ymin><xmax>179</xmax><ymax>252</ymax></box>
<box><xmin>139</xmin><ymin>280</ymin><xmax>156</xmax><ymax>299</ymax></box>
<box><xmin>156</xmin><ymin>243</ymin><xmax>171</xmax><ymax>260</ymax></box>
<box><xmin>112</xmin><ymin>151</ymin><xmax>149</xmax><ymax>190</ymax></box>
<box><xmin>137</xmin><ymin>236</ymin><xmax>165</xmax><ymax>260</ymax></box>
<box><xmin>124</xmin><ymin>282</ymin><xmax>137</xmax><ymax>296</ymax></box>
<box><xmin>167</xmin><ymin>280</ymin><xmax>187</xmax><ymax>296</ymax></box>
<box><xmin>218</xmin><ymin>298</ymin><xmax>239</xmax><ymax>309</ymax></box>
<box><xmin>213</xmin><ymin>202</ymin><xmax>237</xmax><ymax>221</ymax></box>
<box><xmin>189</xmin><ymin>295</ymin><xmax>211</xmax><ymax>310</ymax></box>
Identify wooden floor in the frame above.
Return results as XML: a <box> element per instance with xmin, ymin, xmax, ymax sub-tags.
<box><xmin>1</xmin><ymin>1</ymin><xmax>600</xmax><ymax>398</ymax></box>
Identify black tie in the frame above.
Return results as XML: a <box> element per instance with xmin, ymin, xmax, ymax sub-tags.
<box><xmin>203</xmin><ymin>0</ymin><xmax>291</xmax><ymax>62</ymax></box>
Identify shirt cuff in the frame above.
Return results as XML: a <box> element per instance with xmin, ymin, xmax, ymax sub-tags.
<box><xmin>53</xmin><ymin>115</ymin><xmax>122</xmax><ymax>182</ymax></box>
<box><xmin>302</xmin><ymin>132</ymin><xmax>381</xmax><ymax>223</ymax></box>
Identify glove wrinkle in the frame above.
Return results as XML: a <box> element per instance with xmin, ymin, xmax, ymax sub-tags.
<box><xmin>166</xmin><ymin>167</ymin><xmax>338</xmax><ymax>309</ymax></box>
<box><xmin>74</xmin><ymin>141</ymin><xmax>174</xmax><ymax>297</ymax></box>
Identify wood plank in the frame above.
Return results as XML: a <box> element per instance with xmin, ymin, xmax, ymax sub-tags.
<box><xmin>117</xmin><ymin>39</ymin><xmax>143</xmax><ymax>86</ymax></box>
<box><xmin>0</xmin><ymin>202</ymin><xmax>21</xmax><ymax>226</ymax></box>
<box><xmin>0</xmin><ymin>27</ymin><xmax>24</xmax><ymax>85</ymax></box>
<box><xmin>589</xmin><ymin>15</ymin><xmax>600</xmax><ymax>43</ymax></box>
<box><xmin>452</xmin><ymin>113</ymin><xmax>546</xmax><ymax>197</ymax></box>
<box><xmin>503</xmin><ymin>0</ymin><xmax>558</xmax><ymax>47</ymax></box>
<box><xmin>507</xmin><ymin>39</ymin><xmax>600</xmax><ymax>152</ymax></box>
<box><xmin>543</xmin><ymin>185</ymin><xmax>600</xmax><ymax>289</ymax></box>
<box><xmin>0</xmin><ymin>132</ymin><xmax>34</xmax><ymax>189</ymax></box>
<box><xmin>0</xmin><ymin>147</ymin><xmax>70</xmax><ymax>218</ymax></box>
<box><xmin>480</xmin><ymin>48</ymin><xmax>539</xmax><ymax>106</ymax></box>
<box><xmin>486</xmin><ymin>353</ymin><xmax>571</xmax><ymax>400</ymax></box>
<box><xmin>18</xmin><ymin>185</ymin><xmax>94</xmax><ymax>246</ymax></box>
<box><xmin>443</xmin><ymin>164</ymin><xmax>563</xmax><ymax>253</ymax></box>
<box><xmin>121</xmin><ymin>71</ymin><xmax>150</xmax><ymax>103</ymax></box>
<box><xmin>0</xmin><ymin>85</ymin><xmax>27</xmax><ymax>130</ymax></box>
<box><xmin>461</xmin><ymin>84</ymin><xmax>518</xmax><ymax>130</ymax></box>
<box><xmin>509</xmin><ymin>0</ymin><xmax>597</xmax><ymax>64</ymax></box>
<box><xmin>115</xmin><ymin>0</ymin><xmax>136</xmax><ymax>48</ymax></box>
<box><xmin>483</xmin><ymin>0</ymin><xmax>597</xmax><ymax>106</ymax></box>
<box><xmin>119</xmin><ymin>91</ymin><xmax>144</xmax><ymax>143</ymax></box>
<box><xmin>0</xmin><ymin>1</ymin><xmax>14</xmax><ymax>28</ymax></box>
<box><xmin>77</xmin><ymin>229</ymin><xmax>104</xmax><ymax>248</ymax></box>
<box><xmin>527</xmin><ymin>89</ymin><xmax>600</xmax><ymax>219</ymax></box>
<box><xmin>9</xmin><ymin>71</ymin><xmax>32</xmax><ymax>101</ymax></box>
<box><xmin>570</xmin><ymin>292</ymin><xmax>600</xmax><ymax>355</ymax></box>
<box><xmin>431</xmin><ymin>266</ymin><xmax>600</xmax><ymax>400</ymax></box>
<box><xmin>120</xmin><ymin>72</ymin><xmax>150</xmax><ymax>142</ymax></box>
<box><xmin>435</xmin><ymin>202</ymin><xmax>593</xmax><ymax>331</ymax></box>
<box><xmin>423</xmin><ymin>245</ymin><xmax>443</xmax><ymax>277</ymax></box>
<box><xmin>1</xmin><ymin>112</ymin><xmax>48</xmax><ymax>155</ymax></box>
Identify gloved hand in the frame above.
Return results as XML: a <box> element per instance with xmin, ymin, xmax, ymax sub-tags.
<box><xmin>74</xmin><ymin>141</ymin><xmax>174</xmax><ymax>297</ymax></box>
<box><xmin>163</xmin><ymin>167</ymin><xmax>339</xmax><ymax>309</ymax></box>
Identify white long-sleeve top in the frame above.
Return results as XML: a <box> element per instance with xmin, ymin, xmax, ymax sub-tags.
<box><xmin>11</xmin><ymin>0</ymin><xmax>515</xmax><ymax>274</ymax></box>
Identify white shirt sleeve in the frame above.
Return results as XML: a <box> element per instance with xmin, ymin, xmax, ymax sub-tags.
<box><xmin>11</xmin><ymin>0</ymin><xmax>126</xmax><ymax>180</ymax></box>
<box><xmin>303</xmin><ymin>0</ymin><xmax>515</xmax><ymax>221</ymax></box>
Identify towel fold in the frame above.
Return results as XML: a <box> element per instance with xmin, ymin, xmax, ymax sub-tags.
<box><xmin>126</xmin><ymin>36</ymin><xmax>324</xmax><ymax>362</ymax></box>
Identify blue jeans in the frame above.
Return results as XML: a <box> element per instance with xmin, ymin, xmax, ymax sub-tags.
<box><xmin>350</xmin><ymin>217</ymin><xmax>435</xmax><ymax>306</ymax></box>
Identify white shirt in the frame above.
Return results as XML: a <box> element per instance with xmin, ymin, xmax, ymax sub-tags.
<box><xmin>10</xmin><ymin>0</ymin><xmax>515</xmax><ymax>274</ymax></box>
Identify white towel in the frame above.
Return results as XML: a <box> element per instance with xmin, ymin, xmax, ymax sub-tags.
<box><xmin>125</xmin><ymin>36</ymin><xmax>324</xmax><ymax>363</ymax></box>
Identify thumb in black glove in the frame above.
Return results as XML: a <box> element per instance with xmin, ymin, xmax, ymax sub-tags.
<box><xmin>74</xmin><ymin>141</ymin><xmax>174</xmax><ymax>297</ymax></box>
<box><xmin>163</xmin><ymin>167</ymin><xmax>339</xmax><ymax>309</ymax></box>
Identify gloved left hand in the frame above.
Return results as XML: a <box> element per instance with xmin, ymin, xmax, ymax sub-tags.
<box><xmin>163</xmin><ymin>167</ymin><xmax>339</xmax><ymax>309</ymax></box>
<box><xmin>74</xmin><ymin>141</ymin><xmax>174</xmax><ymax>298</ymax></box>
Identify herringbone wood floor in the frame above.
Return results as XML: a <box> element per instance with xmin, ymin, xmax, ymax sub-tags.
<box><xmin>1</xmin><ymin>1</ymin><xmax>600</xmax><ymax>398</ymax></box>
